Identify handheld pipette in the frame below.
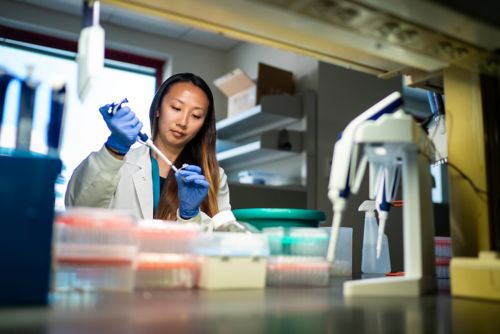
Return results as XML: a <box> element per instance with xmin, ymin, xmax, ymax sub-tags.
<box><xmin>0</xmin><ymin>70</ymin><xmax>16</xmax><ymax>139</ymax></box>
<box><xmin>375</xmin><ymin>163</ymin><xmax>401</xmax><ymax>259</ymax></box>
<box><xmin>110</xmin><ymin>98</ymin><xmax>182</xmax><ymax>173</ymax></box>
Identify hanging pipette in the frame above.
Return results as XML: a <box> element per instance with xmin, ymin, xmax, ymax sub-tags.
<box><xmin>47</xmin><ymin>81</ymin><xmax>67</xmax><ymax>157</ymax></box>
<box><xmin>375</xmin><ymin>165</ymin><xmax>401</xmax><ymax>259</ymax></box>
<box><xmin>0</xmin><ymin>70</ymin><xmax>16</xmax><ymax>139</ymax></box>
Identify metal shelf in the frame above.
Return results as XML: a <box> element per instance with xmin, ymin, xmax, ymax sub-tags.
<box><xmin>217</xmin><ymin>139</ymin><xmax>301</xmax><ymax>172</ymax></box>
<box><xmin>216</xmin><ymin>94</ymin><xmax>302</xmax><ymax>141</ymax></box>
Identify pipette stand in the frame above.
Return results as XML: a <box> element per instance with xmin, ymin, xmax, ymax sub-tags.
<box><xmin>0</xmin><ymin>149</ymin><xmax>62</xmax><ymax>305</ymax></box>
<box><xmin>344</xmin><ymin>111</ymin><xmax>436</xmax><ymax>297</ymax></box>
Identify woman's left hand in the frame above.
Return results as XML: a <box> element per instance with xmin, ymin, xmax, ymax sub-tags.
<box><xmin>175</xmin><ymin>164</ymin><xmax>209</xmax><ymax>219</ymax></box>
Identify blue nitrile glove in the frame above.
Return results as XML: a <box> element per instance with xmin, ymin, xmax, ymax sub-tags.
<box><xmin>175</xmin><ymin>164</ymin><xmax>209</xmax><ymax>219</ymax></box>
<box><xmin>99</xmin><ymin>103</ymin><xmax>143</xmax><ymax>155</ymax></box>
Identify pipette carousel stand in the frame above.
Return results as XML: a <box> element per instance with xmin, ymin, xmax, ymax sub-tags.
<box><xmin>0</xmin><ymin>149</ymin><xmax>62</xmax><ymax>305</ymax></box>
<box><xmin>344</xmin><ymin>111</ymin><xmax>437</xmax><ymax>297</ymax></box>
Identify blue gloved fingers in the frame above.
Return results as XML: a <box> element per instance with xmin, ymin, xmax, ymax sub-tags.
<box><xmin>180</xmin><ymin>164</ymin><xmax>202</xmax><ymax>173</ymax></box>
<box><xmin>193</xmin><ymin>178</ymin><xmax>209</xmax><ymax>188</ymax></box>
<box><xmin>99</xmin><ymin>103</ymin><xmax>113</xmax><ymax>121</ymax></box>
<box><xmin>102</xmin><ymin>103</ymin><xmax>143</xmax><ymax>154</ymax></box>
<box><xmin>112</xmin><ymin>110</ymin><xmax>141</xmax><ymax>131</ymax></box>
<box><xmin>113</xmin><ymin>107</ymin><xmax>136</xmax><ymax>122</ymax></box>
<box><xmin>176</xmin><ymin>169</ymin><xmax>200</xmax><ymax>178</ymax></box>
<box><xmin>183</xmin><ymin>174</ymin><xmax>206</xmax><ymax>183</ymax></box>
<box><xmin>131</xmin><ymin>120</ymin><xmax>143</xmax><ymax>134</ymax></box>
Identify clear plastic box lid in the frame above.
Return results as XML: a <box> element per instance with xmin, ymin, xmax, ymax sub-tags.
<box><xmin>54</xmin><ymin>208</ymin><xmax>137</xmax><ymax>245</ymax></box>
<box><xmin>136</xmin><ymin>253</ymin><xmax>199</xmax><ymax>270</ymax></box>
<box><xmin>135</xmin><ymin>220</ymin><xmax>202</xmax><ymax>238</ymax></box>
<box><xmin>55</xmin><ymin>207</ymin><xmax>135</xmax><ymax>228</ymax></box>
<box><xmin>192</xmin><ymin>232</ymin><xmax>269</xmax><ymax>257</ymax></box>
<box><xmin>267</xmin><ymin>256</ymin><xmax>330</xmax><ymax>270</ymax></box>
<box><xmin>262</xmin><ymin>227</ymin><xmax>329</xmax><ymax>256</ymax></box>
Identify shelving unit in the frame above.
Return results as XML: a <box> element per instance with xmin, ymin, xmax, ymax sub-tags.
<box><xmin>216</xmin><ymin>94</ymin><xmax>304</xmax><ymax>173</ymax></box>
<box><xmin>217</xmin><ymin>130</ymin><xmax>303</xmax><ymax>171</ymax></box>
<box><xmin>215</xmin><ymin>91</ymin><xmax>317</xmax><ymax>208</ymax></box>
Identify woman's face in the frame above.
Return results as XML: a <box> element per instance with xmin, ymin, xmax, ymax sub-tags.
<box><xmin>156</xmin><ymin>81</ymin><xmax>209</xmax><ymax>149</ymax></box>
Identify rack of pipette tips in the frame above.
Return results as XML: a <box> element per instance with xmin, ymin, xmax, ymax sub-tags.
<box><xmin>52</xmin><ymin>208</ymin><xmax>355</xmax><ymax>292</ymax></box>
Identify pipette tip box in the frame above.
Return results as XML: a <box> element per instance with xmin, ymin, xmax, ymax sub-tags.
<box><xmin>266</xmin><ymin>256</ymin><xmax>330</xmax><ymax>287</ymax></box>
<box><xmin>135</xmin><ymin>219</ymin><xmax>202</xmax><ymax>254</ymax></box>
<box><xmin>193</xmin><ymin>233</ymin><xmax>269</xmax><ymax>290</ymax></box>
<box><xmin>263</xmin><ymin>227</ymin><xmax>329</xmax><ymax>257</ymax></box>
<box><xmin>135</xmin><ymin>254</ymin><xmax>199</xmax><ymax>289</ymax></box>
<box><xmin>53</xmin><ymin>208</ymin><xmax>137</xmax><ymax>292</ymax></box>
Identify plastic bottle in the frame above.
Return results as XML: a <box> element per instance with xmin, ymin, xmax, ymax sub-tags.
<box><xmin>359</xmin><ymin>200</ymin><xmax>391</xmax><ymax>274</ymax></box>
<box><xmin>211</xmin><ymin>210</ymin><xmax>253</xmax><ymax>233</ymax></box>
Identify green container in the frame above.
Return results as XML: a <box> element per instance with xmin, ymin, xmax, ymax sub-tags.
<box><xmin>232</xmin><ymin>208</ymin><xmax>326</xmax><ymax>231</ymax></box>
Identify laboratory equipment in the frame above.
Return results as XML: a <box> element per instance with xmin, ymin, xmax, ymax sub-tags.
<box><xmin>135</xmin><ymin>254</ymin><xmax>199</xmax><ymax>289</ymax></box>
<box><xmin>53</xmin><ymin>208</ymin><xmax>137</xmax><ymax>292</ymax></box>
<box><xmin>327</xmin><ymin>93</ymin><xmax>436</xmax><ymax>296</ymax></box>
<box><xmin>0</xmin><ymin>150</ymin><xmax>61</xmax><ymax>305</ymax></box>
<box><xmin>47</xmin><ymin>82</ymin><xmax>67</xmax><ymax>156</ymax></box>
<box><xmin>134</xmin><ymin>220</ymin><xmax>201</xmax><ymax>289</ymax></box>
<box><xmin>359</xmin><ymin>200</ymin><xmax>391</xmax><ymax>275</ymax></box>
<box><xmin>373</xmin><ymin>164</ymin><xmax>401</xmax><ymax>259</ymax></box>
<box><xmin>320</xmin><ymin>227</ymin><xmax>353</xmax><ymax>276</ymax></box>
<box><xmin>266</xmin><ymin>257</ymin><xmax>330</xmax><ymax>287</ymax></box>
<box><xmin>16</xmin><ymin>76</ymin><xmax>38</xmax><ymax>150</ymax></box>
<box><xmin>0</xmin><ymin>70</ymin><xmax>15</xmax><ymax>138</ymax></box>
<box><xmin>263</xmin><ymin>227</ymin><xmax>329</xmax><ymax>256</ymax></box>
<box><xmin>135</xmin><ymin>220</ymin><xmax>202</xmax><ymax>253</ymax></box>
<box><xmin>77</xmin><ymin>0</ymin><xmax>104</xmax><ymax>101</ymax></box>
<box><xmin>434</xmin><ymin>236</ymin><xmax>452</xmax><ymax>257</ymax></box>
<box><xmin>326</xmin><ymin>91</ymin><xmax>403</xmax><ymax>263</ymax></box>
<box><xmin>193</xmin><ymin>233</ymin><xmax>269</xmax><ymax>289</ymax></box>
<box><xmin>232</xmin><ymin>208</ymin><xmax>326</xmax><ymax>231</ymax></box>
<box><xmin>263</xmin><ymin>227</ymin><xmax>331</xmax><ymax>286</ymax></box>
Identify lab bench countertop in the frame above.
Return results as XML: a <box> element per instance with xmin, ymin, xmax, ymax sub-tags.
<box><xmin>0</xmin><ymin>278</ymin><xmax>499</xmax><ymax>334</ymax></box>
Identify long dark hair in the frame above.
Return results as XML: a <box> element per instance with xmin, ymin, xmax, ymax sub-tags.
<box><xmin>150</xmin><ymin>73</ymin><xmax>220</xmax><ymax>220</ymax></box>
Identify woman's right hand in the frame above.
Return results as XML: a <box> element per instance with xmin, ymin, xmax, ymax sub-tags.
<box><xmin>99</xmin><ymin>104</ymin><xmax>143</xmax><ymax>155</ymax></box>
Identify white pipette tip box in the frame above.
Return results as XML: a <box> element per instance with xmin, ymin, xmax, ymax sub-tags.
<box><xmin>53</xmin><ymin>208</ymin><xmax>137</xmax><ymax>292</ymax></box>
<box><xmin>193</xmin><ymin>233</ymin><xmax>269</xmax><ymax>290</ymax></box>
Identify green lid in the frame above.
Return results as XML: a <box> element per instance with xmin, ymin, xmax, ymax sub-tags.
<box><xmin>232</xmin><ymin>208</ymin><xmax>326</xmax><ymax>221</ymax></box>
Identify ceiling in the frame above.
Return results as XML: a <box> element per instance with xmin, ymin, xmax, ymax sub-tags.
<box><xmin>14</xmin><ymin>0</ymin><xmax>242</xmax><ymax>51</ymax></box>
<box><xmin>10</xmin><ymin>0</ymin><xmax>500</xmax><ymax>80</ymax></box>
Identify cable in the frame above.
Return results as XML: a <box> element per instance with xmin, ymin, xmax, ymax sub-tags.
<box><xmin>446</xmin><ymin>160</ymin><xmax>488</xmax><ymax>197</ymax></box>
<box><xmin>417</xmin><ymin>151</ymin><xmax>488</xmax><ymax>199</ymax></box>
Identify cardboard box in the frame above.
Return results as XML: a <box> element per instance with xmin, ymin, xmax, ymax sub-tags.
<box><xmin>214</xmin><ymin>63</ymin><xmax>294</xmax><ymax>117</ymax></box>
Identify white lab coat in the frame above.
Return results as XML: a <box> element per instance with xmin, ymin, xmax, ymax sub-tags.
<box><xmin>65</xmin><ymin>145</ymin><xmax>231</xmax><ymax>224</ymax></box>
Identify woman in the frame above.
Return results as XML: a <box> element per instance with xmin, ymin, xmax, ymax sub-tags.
<box><xmin>65</xmin><ymin>73</ymin><xmax>231</xmax><ymax>224</ymax></box>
